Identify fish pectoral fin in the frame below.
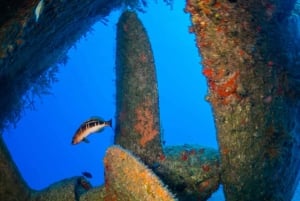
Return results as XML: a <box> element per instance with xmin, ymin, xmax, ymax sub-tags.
<box><xmin>95</xmin><ymin>128</ymin><xmax>104</xmax><ymax>133</ymax></box>
<box><xmin>83</xmin><ymin>138</ymin><xmax>90</xmax><ymax>143</ymax></box>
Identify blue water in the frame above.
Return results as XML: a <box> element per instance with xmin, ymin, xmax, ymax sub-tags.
<box><xmin>2</xmin><ymin>1</ymin><xmax>300</xmax><ymax>200</ymax></box>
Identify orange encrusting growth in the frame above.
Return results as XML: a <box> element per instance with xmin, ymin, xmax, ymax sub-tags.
<box><xmin>134</xmin><ymin>99</ymin><xmax>158</xmax><ymax>147</ymax></box>
<box><xmin>104</xmin><ymin>146</ymin><xmax>177</xmax><ymax>201</ymax></box>
<box><xmin>203</xmin><ymin>67</ymin><xmax>240</xmax><ymax>105</ymax></box>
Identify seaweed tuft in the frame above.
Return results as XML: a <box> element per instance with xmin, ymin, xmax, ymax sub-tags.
<box><xmin>1</xmin><ymin>63</ymin><xmax>61</xmax><ymax>132</ymax></box>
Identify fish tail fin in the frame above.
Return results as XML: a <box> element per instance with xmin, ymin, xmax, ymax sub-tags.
<box><xmin>106</xmin><ymin>119</ymin><xmax>112</xmax><ymax>127</ymax></box>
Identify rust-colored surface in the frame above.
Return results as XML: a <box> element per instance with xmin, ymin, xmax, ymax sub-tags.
<box><xmin>104</xmin><ymin>145</ymin><xmax>177</xmax><ymax>201</ymax></box>
<box><xmin>186</xmin><ymin>0</ymin><xmax>300</xmax><ymax>200</ymax></box>
<box><xmin>2</xmin><ymin>0</ymin><xmax>300</xmax><ymax>200</ymax></box>
<box><xmin>114</xmin><ymin>11</ymin><xmax>163</xmax><ymax>165</ymax></box>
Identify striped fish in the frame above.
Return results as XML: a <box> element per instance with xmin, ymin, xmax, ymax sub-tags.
<box><xmin>72</xmin><ymin>117</ymin><xmax>112</xmax><ymax>145</ymax></box>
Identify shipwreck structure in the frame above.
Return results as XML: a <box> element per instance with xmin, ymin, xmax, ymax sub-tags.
<box><xmin>186</xmin><ymin>0</ymin><xmax>300</xmax><ymax>200</ymax></box>
<box><xmin>0</xmin><ymin>0</ymin><xmax>300</xmax><ymax>201</ymax></box>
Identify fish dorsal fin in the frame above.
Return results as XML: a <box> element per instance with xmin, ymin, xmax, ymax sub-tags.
<box><xmin>89</xmin><ymin>116</ymin><xmax>104</xmax><ymax>121</ymax></box>
<box><xmin>79</xmin><ymin>117</ymin><xmax>102</xmax><ymax>126</ymax></box>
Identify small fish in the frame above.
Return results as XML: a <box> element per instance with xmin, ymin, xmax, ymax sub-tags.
<box><xmin>35</xmin><ymin>0</ymin><xmax>44</xmax><ymax>23</ymax></box>
<box><xmin>82</xmin><ymin>171</ymin><xmax>92</xmax><ymax>178</ymax></box>
<box><xmin>72</xmin><ymin>117</ymin><xmax>112</xmax><ymax>145</ymax></box>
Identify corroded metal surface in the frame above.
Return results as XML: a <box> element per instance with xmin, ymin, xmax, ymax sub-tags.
<box><xmin>0</xmin><ymin>137</ymin><xmax>31</xmax><ymax>201</ymax></box>
<box><xmin>114</xmin><ymin>11</ymin><xmax>220</xmax><ymax>200</ymax></box>
<box><xmin>104</xmin><ymin>145</ymin><xmax>177</xmax><ymax>201</ymax></box>
<box><xmin>2</xmin><ymin>0</ymin><xmax>300</xmax><ymax>200</ymax></box>
<box><xmin>0</xmin><ymin>0</ymin><xmax>123</xmax><ymax>131</ymax></box>
<box><xmin>156</xmin><ymin>145</ymin><xmax>220</xmax><ymax>201</ymax></box>
<box><xmin>115</xmin><ymin>11</ymin><xmax>163</xmax><ymax>165</ymax></box>
<box><xmin>186</xmin><ymin>0</ymin><xmax>300</xmax><ymax>200</ymax></box>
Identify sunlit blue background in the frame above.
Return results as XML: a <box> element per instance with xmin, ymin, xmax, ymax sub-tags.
<box><xmin>2</xmin><ymin>1</ymin><xmax>300</xmax><ymax>200</ymax></box>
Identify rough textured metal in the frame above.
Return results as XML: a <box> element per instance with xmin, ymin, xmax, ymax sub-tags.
<box><xmin>186</xmin><ymin>0</ymin><xmax>300</xmax><ymax>200</ymax></box>
<box><xmin>114</xmin><ymin>10</ymin><xmax>221</xmax><ymax>200</ymax></box>
<box><xmin>156</xmin><ymin>145</ymin><xmax>220</xmax><ymax>201</ymax></box>
<box><xmin>0</xmin><ymin>137</ymin><xmax>31</xmax><ymax>201</ymax></box>
<box><xmin>104</xmin><ymin>145</ymin><xmax>177</xmax><ymax>201</ymax></box>
<box><xmin>3</xmin><ymin>0</ymin><xmax>300</xmax><ymax>200</ymax></box>
<box><xmin>115</xmin><ymin>11</ymin><xmax>163</xmax><ymax>165</ymax></box>
<box><xmin>0</xmin><ymin>0</ymin><xmax>123</xmax><ymax>131</ymax></box>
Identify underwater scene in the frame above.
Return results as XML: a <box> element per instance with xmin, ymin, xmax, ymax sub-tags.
<box><xmin>1</xmin><ymin>0</ymin><xmax>300</xmax><ymax>200</ymax></box>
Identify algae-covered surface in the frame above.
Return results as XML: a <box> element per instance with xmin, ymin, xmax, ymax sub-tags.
<box><xmin>155</xmin><ymin>145</ymin><xmax>220</xmax><ymax>201</ymax></box>
<box><xmin>79</xmin><ymin>186</ymin><xmax>106</xmax><ymax>201</ymax></box>
<box><xmin>186</xmin><ymin>0</ymin><xmax>300</xmax><ymax>200</ymax></box>
<box><xmin>31</xmin><ymin>177</ymin><xmax>79</xmax><ymax>201</ymax></box>
<box><xmin>1</xmin><ymin>0</ymin><xmax>300</xmax><ymax>201</ymax></box>
<box><xmin>115</xmin><ymin>11</ymin><xmax>163</xmax><ymax>165</ymax></box>
<box><xmin>0</xmin><ymin>137</ymin><xmax>31</xmax><ymax>200</ymax></box>
<box><xmin>114</xmin><ymin>11</ymin><xmax>220</xmax><ymax>200</ymax></box>
<box><xmin>104</xmin><ymin>145</ymin><xmax>177</xmax><ymax>201</ymax></box>
<box><xmin>0</xmin><ymin>0</ymin><xmax>123</xmax><ymax>131</ymax></box>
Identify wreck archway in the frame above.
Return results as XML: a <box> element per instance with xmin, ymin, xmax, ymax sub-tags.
<box><xmin>2</xmin><ymin>0</ymin><xmax>220</xmax><ymax>199</ymax></box>
<box><xmin>2</xmin><ymin>2</ymin><xmax>297</xmax><ymax>200</ymax></box>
